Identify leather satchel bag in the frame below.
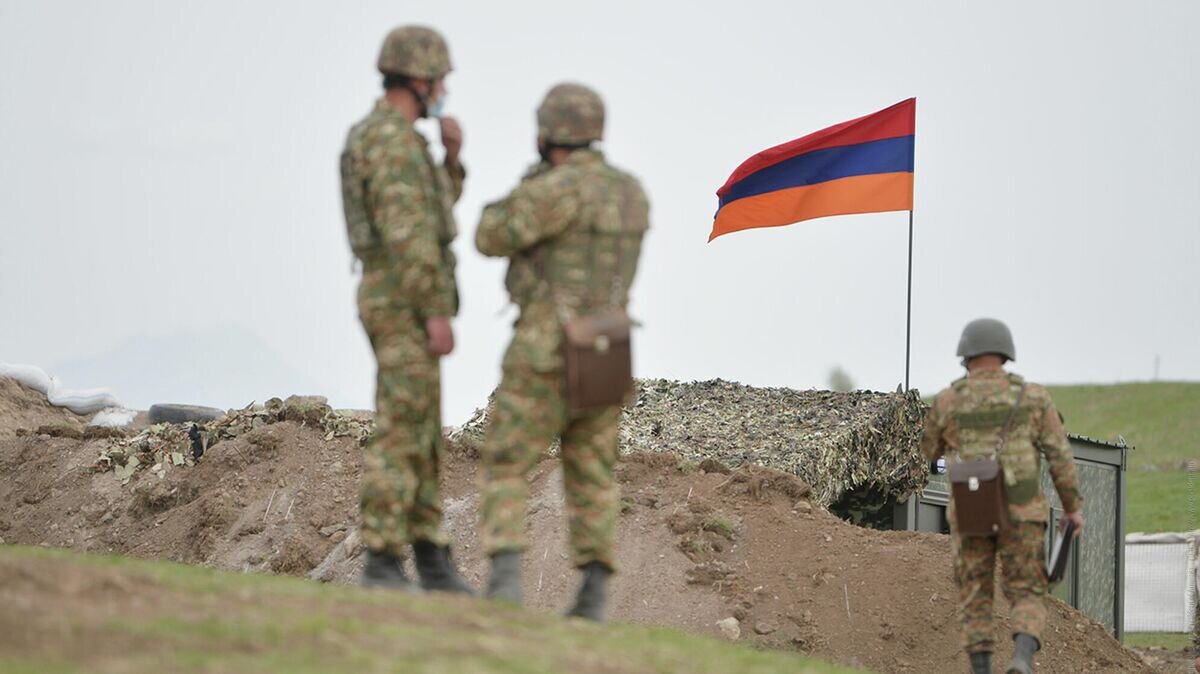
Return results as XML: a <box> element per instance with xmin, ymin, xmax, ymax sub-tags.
<box><xmin>948</xmin><ymin>459</ymin><xmax>1009</xmax><ymax>536</ymax></box>
<box><xmin>563</xmin><ymin>307</ymin><xmax>633</xmax><ymax>415</ymax></box>
<box><xmin>947</xmin><ymin>383</ymin><xmax>1027</xmax><ymax>536</ymax></box>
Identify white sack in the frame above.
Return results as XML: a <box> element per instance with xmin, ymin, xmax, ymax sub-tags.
<box><xmin>1</xmin><ymin>363</ymin><xmax>123</xmax><ymax>415</ymax></box>
<box><xmin>0</xmin><ymin>363</ymin><xmax>53</xmax><ymax>395</ymax></box>
<box><xmin>46</xmin><ymin>379</ymin><xmax>122</xmax><ymax>416</ymax></box>
<box><xmin>89</xmin><ymin>408</ymin><xmax>138</xmax><ymax>428</ymax></box>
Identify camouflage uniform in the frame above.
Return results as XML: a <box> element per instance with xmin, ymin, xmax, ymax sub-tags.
<box><xmin>475</xmin><ymin>114</ymin><xmax>649</xmax><ymax>570</ymax></box>
<box><xmin>341</xmin><ymin>95</ymin><xmax>463</xmax><ymax>558</ymax></box>
<box><xmin>920</xmin><ymin>370</ymin><xmax>1083</xmax><ymax>654</ymax></box>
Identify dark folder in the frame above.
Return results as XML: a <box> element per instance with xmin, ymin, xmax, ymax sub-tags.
<box><xmin>1047</xmin><ymin>520</ymin><xmax>1077</xmax><ymax>583</ymax></box>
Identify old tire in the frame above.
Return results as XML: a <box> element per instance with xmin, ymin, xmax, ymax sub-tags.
<box><xmin>148</xmin><ymin>403</ymin><xmax>225</xmax><ymax>425</ymax></box>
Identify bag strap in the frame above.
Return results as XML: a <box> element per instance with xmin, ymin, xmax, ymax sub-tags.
<box><xmin>994</xmin><ymin>382</ymin><xmax>1028</xmax><ymax>458</ymax></box>
<box><xmin>609</xmin><ymin>230</ymin><xmax>625</xmax><ymax>308</ymax></box>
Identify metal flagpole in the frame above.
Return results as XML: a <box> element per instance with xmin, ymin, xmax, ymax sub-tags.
<box><xmin>905</xmin><ymin>210</ymin><xmax>913</xmax><ymax>392</ymax></box>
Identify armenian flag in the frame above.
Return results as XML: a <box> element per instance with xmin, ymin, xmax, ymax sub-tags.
<box><xmin>709</xmin><ymin>98</ymin><xmax>915</xmax><ymax>242</ymax></box>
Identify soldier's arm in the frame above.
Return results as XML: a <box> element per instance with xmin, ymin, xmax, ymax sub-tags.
<box><xmin>445</xmin><ymin>160</ymin><xmax>466</xmax><ymax>203</ymax></box>
<box><xmin>918</xmin><ymin>391</ymin><xmax>950</xmax><ymax>463</ymax></box>
<box><xmin>340</xmin><ymin>149</ymin><xmax>370</xmax><ymax>255</ymax></box>
<box><xmin>439</xmin><ymin>116</ymin><xmax>465</xmax><ymax>202</ymax></box>
<box><xmin>476</xmin><ymin>175</ymin><xmax>579</xmax><ymax>258</ymax></box>
<box><xmin>435</xmin><ymin>245</ymin><xmax>459</xmax><ymax>317</ymax></box>
<box><xmin>370</xmin><ymin>135</ymin><xmax>454</xmax><ymax>317</ymax></box>
<box><xmin>1038</xmin><ymin>395</ymin><xmax>1083</xmax><ymax>513</ymax></box>
<box><xmin>619</xmin><ymin>181</ymin><xmax>652</xmax><ymax>293</ymax></box>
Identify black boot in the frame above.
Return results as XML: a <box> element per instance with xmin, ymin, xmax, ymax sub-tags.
<box><xmin>1005</xmin><ymin>633</ymin><xmax>1039</xmax><ymax>674</ymax></box>
<box><xmin>412</xmin><ymin>540</ymin><xmax>473</xmax><ymax>594</ymax></box>
<box><xmin>970</xmin><ymin>651</ymin><xmax>993</xmax><ymax>674</ymax></box>
<box><xmin>565</xmin><ymin>561</ymin><xmax>611</xmax><ymax>622</ymax></box>
<box><xmin>486</xmin><ymin>550</ymin><xmax>522</xmax><ymax>604</ymax></box>
<box><xmin>360</xmin><ymin>550</ymin><xmax>417</xmax><ymax>591</ymax></box>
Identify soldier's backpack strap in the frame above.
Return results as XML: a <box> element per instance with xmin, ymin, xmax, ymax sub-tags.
<box><xmin>609</xmin><ymin>228</ymin><xmax>626</xmax><ymax>309</ymax></box>
<box><xmin>994</xmin><ymin>383</ymin><xmax>1028</xmax><ymax>459</ymax></box>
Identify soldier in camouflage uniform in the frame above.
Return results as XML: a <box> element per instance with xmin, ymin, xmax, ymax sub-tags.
<box><xmin>340</xmin><ymin>25</ymin><xmax>471</xmax><ymax>594</ymax></box>
<box><xmin>920</xmin><ymin>318</ymin><xmax>1085</xmax><ymax>674</ymax></box>
<box><xmin>475</xmin><ymin>83</ymin><xmax>649</xmax><ymax>621</ymax></box>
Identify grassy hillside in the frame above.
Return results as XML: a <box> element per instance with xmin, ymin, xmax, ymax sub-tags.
<box><xmin>1048</xmin><ymin>382</ymin><xmax>1199</xmax><ymax>534</ymax></box>
<box><xmin>1048</xmin><ymin>382</ymin><xmax>1199</xmax><ymax>469</ymax></box>
<box><xmin>0</xmin><ymin>546</ymin><xmax>858</xmax><ymax>674</ymax></box>
<box><xmin>1124</xmin><ymin>471</ymin><xmax>1198</xmax><ymax>533</ymax></box>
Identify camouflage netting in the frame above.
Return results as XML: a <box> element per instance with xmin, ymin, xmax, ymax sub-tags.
<box><xmin>451</xmin><ymin>378</ymin><xmax>929</xmax><ymax>525</ymax></box>
<box><xmin>94</xmin><ymin>396</ymin><xmax>375</xmax><ymax>484</ymax></box>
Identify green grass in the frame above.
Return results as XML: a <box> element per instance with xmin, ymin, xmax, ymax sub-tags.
<box><xmin>0</xmin><ymin>545</ymin><xmax>860</xmax><ymax>674</ymax></box>
<box><xmin>701</xmin><ymin>515</ymin><xmax>737</xmax><ymax>539</ymax></box>
<box><xmin>1047</xmin><ymin>382</ymin><xmax>1199</xmax><ymax>534</ymax></box>
<box><xmin>1126</xmin><ymin>471</ymin><xmax>1200</xmax><ymax>533</ymax></box>
<box><xmin>1124</xmin><ymin>632</ymin><xmax>1195</xmax><ymax>651</ymax></box>
<box><xmin>1047</xmin><ymin>382</ymin><xmax>1199</xmax><ymax>470</ymax></box>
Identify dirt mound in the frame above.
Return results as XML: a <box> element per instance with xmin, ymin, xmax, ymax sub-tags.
<box><xmin>0</xmin><ymin>377</ymin><xmax>86</xmax><ymax>438</ymax></box>
<box><xmin>0</xmin><ymin>379</ymin><xmax>1159</xmax><ymax>673</ymax></box>
<box><xmin>0</xmin><ymin>381</ymin><xmax>359</xmax><ymax>581</ymax></box>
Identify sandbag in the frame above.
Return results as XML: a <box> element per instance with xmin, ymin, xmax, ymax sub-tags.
<box><xmin>47</xmin><ymin>378</ymin><xmax>122</xmax><ymax>415</ymax></box>
<box><xmin>90</xmin><ymin>408</ymin><xmax>138</xmax><ymax>428</ymax></box>
<box><xmin>2</xmin><ymin>363</ymin><xmax>124</xmax><ymax>416</ymax></box>
<box><xmin>0</xmin><ymin>363</ymin><xmax>53</xmax><ymax>395</ymax></box>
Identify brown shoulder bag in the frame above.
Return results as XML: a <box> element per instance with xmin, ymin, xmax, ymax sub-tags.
<box><xmin>563</xmin><ymin>308</ymin><xmax>633</xmax><ymax>414</ymax></box>
<box><xmin>948</xmin><ymin>383</ymin><xmax>1026</xmax><ymax>536</ymax></box>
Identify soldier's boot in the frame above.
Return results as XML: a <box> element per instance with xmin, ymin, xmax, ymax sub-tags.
<box><xmin>565</xmin><ymin>561</ymin><xmax>611</xmax><ymax>622</ymax></box>
<box><xmin>969</xmin><ymin>651</ymin><xmax>993</xmax><ymax>674</ymax></box>
<box><xmin>485</xmin><ymin>550</ymin><xmax>522</xmax><ymax>604</ymax></box>
<box><xmin>412</xmin><ymin>540</ymin><xmax>474</xmax><ymax>595</ymax></box>
<box><xmin>360</xmin><ymin>550</ymin><xmax>418</xmax><ymax>592</ymax></box>
<box><xmin>1005</xmin><ymin>633</ymin><xmax>1039</xmax><ymax>674</ymax></box>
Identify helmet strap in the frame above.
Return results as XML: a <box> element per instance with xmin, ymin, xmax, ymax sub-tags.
<box><xmin>398</xmin><ymin>78</ymin><xmax>435</xmax><ymax>118</ymax></box>
<box><xmin>412</xmin><ymin>81</ymin><xmax>434</xmax><ymax>119</ymax></box>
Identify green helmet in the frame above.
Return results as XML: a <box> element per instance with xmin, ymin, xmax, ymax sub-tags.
<box><xmin>377</xmin><ymin>25</ymin><xmax>452</xmax><ymax>79</ymax></box>
<box><xmin>956</xmin><ymin>318</ymin><xmax>1016</xmax><ymax>362</ymax></box>
<box><xmin>537</xmin><ymin>83</ymin><xmax>605</xmax><ymax>145</ymax></box>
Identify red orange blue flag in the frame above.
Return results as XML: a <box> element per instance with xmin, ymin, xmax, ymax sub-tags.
<box><xmin>709</xmin><ymin>98</ymin><xmax>915</xmax><ymax>242</ymax></box>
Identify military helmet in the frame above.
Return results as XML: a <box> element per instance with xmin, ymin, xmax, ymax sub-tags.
<box><xmin>956</xmin><ymin>318</ymin><xmax>1016</xmax><ymax>362</ymax></box>
<box><xmin>377</xmin><ymin>25</ymin><xmax>452</xmax><ymax>79</ymax></box>
<box><xmin>537</xmin><ymin>83</ymin><xmax>605</xmax><ymax>145</ymax></box>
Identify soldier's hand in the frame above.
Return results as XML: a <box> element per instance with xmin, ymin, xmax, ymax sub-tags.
<box><xmin>425</xmin><ymin>316</ymin><xmax>455</xmax><ymax>357</ymax></box>
<box><xmin>440</xmin><ymin>117</ymin><xmax>463</xmax><ymax>166</ymax></box>
<box><xmin>1059</xmin><ymin>510</ymin><xmax>1084</xmax><ymax>538</ymax></box>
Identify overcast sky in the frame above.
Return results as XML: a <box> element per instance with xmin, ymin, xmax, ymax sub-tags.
<box><xmin>2</xmin><ymin>1</ymin><xmax>1197</xmax><ymax>425</ymax></box>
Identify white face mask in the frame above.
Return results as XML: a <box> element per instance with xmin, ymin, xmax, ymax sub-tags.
<box><xmin>425</xmin><ymin>94</ymin><xmax>446</xmax><ymax>119</ymax></box>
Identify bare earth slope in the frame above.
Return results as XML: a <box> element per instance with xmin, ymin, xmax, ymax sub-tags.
<box><xmin>0</xmin><ymin>378</ymin><xmax>1157</xmax><ymax>673</ymax></box>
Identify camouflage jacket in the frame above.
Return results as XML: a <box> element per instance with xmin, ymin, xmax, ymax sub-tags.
<box><xmin>920</xmin><ymin>369</ymin><xmax>1083</xmax><ymax>522</ymax></box>
<box><xmin>476</xmin><ymin>149</ymin><xmax>649</xmax><ymax>372</ymax></box>
<box><xmin>340</xmin><ymin>99</ymin><xmax>462</xmax><ymax>318</ymax></box>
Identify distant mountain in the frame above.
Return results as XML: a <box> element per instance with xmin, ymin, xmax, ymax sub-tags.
<box><xmin>51</xmin><ymin>326</ymin><xmax>327</xmax><ymax>411</ymax></box>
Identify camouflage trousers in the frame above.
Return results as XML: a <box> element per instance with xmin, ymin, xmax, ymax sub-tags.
<box><xmin>358</xmin><ymin>302</ymin><xmax>447</xmax><ymax>557</ymax></box>
<box><xmin>953</xmin><ymin>521</ymin><xmax>1048</xmax><ymax>654</ymax></box>
<box><xmin>479</xmin><ymin>367</ymin><xmax>620</xmax><ymax>571</ymax></box>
